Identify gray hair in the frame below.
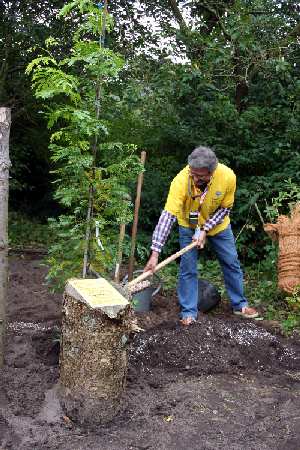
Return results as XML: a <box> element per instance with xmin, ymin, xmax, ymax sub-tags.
<box><xmin>188</xmin><ymin>146</ymin><xmax>218</xmax><ymax>172</ymax></box>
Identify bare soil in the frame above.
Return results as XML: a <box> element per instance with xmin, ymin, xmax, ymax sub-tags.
<box><xmin>1</xmin><ymin>254</ymin><xmax>300</xmax><ymax>450</ymax></box>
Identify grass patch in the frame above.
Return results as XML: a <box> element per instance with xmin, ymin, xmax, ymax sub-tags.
<box><xmin>8</xmin><ymin>211</ymin><xmax>54</xmax><ymax>249</ymax></box>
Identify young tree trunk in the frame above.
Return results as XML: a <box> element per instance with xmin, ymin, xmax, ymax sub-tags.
<box><xmin>59</xmin><ymin>278</ymin><xmax>132</xmax><ymax>426</ymax></box>
<box><xmin>0</xmin><ymin>108</ymin><xmax>11</xmax><ymax>367</ymax></box>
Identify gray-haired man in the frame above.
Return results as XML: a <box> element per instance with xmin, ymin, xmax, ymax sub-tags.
<box><xmin>144</xmin><ymin>146</ymin><xmax>258</xmax><ymax>325</ymax></box>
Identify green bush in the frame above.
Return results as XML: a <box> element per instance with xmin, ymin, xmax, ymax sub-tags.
<box><xmin>8</xmin><ymin>212</ymin><xmax>53</xmax><ymax>249</ymax></box>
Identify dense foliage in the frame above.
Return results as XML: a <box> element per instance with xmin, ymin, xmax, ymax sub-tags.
<box><xmin>26</xmin><ymin>0</ymin><xmax>142</xmax><ymax>287</ymax></box>
<box><xmin>0</xmin><ymin>0</ymin><xmax>74</xmax><ymax>214</ymax></box>
<box><xmin>104</xmin><ymin>0</ymin><xmax>300</xmax><ymax>260</ymax></box>
<box><xmin>1</xmin><ymin>1</ymin><xmax>300</xmax><ymax>296</ymax></box>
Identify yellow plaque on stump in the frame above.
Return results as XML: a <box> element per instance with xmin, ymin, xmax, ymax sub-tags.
<box><xmin>65</xmin><ymin>278</ymin><xmax>129</xmax><ymax>317</ymax></box>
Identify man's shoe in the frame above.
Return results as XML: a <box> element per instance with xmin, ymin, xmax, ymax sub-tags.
<box><xmin>233</xmin><ymin>306</ymin><xmax>259</xmax><ymax>319</ymax></box>
<box><xmin>180</xmin><ymin>317</ymin><xmax>196</xmax><ymax>326</ymax></box>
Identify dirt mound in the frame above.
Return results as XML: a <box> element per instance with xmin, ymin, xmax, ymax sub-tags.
<box><xmin>1</xmin><ymin>254</ymin><xmax>300</xmax><ymax>450</ymax></box>
<box><xmin>129</xmin><ymin>317</ymin><xmax>300</xmax><ymax>385</ymax></box>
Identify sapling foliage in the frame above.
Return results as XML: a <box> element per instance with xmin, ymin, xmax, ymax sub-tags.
<box><xmin>26</xmin><ymin>0</ymin><xmax>142</xmax><ymax>289</ymax></box>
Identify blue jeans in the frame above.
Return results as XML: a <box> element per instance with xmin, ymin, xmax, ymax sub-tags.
<box><xmin>178</xmin><ymin>225</ymin><xmax>248</xmax><ymax>319</ymax></box>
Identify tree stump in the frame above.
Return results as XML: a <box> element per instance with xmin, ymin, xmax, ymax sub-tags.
<box><xmin>264</xmin><ymin>203</ymin><xmax>300</xmax><ymax>293</ymax></box>
<box><xmin>59</xmin><ymin>278</ymin><xmax>132</xmax><ymax>426</ymax></box>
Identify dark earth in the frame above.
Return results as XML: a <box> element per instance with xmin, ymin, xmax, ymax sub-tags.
<box><xmin>1</xmin><ymin>254</ymin><xmax>300</xmax><ymax>450</ymax></box>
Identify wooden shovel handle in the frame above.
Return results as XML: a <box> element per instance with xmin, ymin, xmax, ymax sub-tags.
<box><xmin>127</xmin><ymin>240</ymin><xmax>198</xmax><ymax>288</ymax></box>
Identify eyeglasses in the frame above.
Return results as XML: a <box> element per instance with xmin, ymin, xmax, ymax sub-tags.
<box><xmin>189</xmin><ymin>170</ymin><xmax>211</xmax><ymax>182</ymax></box>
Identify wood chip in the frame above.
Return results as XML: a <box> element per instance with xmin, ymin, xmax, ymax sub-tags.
<box><xmin>128</xmin><ymin>280</ymin><xmax>151</xmax><ymax>294</ymax></box>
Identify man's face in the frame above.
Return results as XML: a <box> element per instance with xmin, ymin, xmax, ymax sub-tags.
<box><xmin>189</xmin><ymin>167</ymin><xmax>212</xmax><ymax>187</ymax></box>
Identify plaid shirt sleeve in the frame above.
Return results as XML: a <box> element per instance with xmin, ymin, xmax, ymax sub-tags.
<box><xmin>203</xmin><ymin>208</ymin><xmax>231</xmax><ymax>232</ymax></box>
<box><xmin>151</xmin><ymin>210</ymin><xmax>177</xmax><ymax>253</ymax></box>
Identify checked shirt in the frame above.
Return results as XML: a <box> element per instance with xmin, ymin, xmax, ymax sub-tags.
<box><xmin>151</xmin><ymin>208</ymin><xmax>231</xmax><ymax>253</ymax></box>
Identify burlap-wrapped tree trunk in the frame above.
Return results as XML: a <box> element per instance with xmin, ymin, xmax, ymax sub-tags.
<box><xmin>59</xmin><ymin>278</ymin><xmax>132</xmax><ymax>426</ymax></box>
<box><xmin>264</xmin><ymin>203</ymin><xmax>300</xmax><ymax>293</ymax></box>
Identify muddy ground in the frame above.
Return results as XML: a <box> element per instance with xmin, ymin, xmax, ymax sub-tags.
<box><xmin>1</xmin><ymin>254</ymin><xmax>300</xmax><ymax>450</ymax></box>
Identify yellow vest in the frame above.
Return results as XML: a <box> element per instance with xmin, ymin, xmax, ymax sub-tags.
<box><xmin>164</xmin><ymin>163</ymin><xmax>236</xmax><ymax>236</ymax></box>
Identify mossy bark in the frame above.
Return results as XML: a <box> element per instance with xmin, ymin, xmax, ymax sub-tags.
<box><xmin>59</xmin><ymin>293</ymin><xmax>131</xmax><ymax>426</ymax></box>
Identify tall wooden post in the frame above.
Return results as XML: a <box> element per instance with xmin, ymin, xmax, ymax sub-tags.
<box><xmin>0</xmin><ymin>108</ymin><xmax>11</xmax><ymax>367</ymax></box>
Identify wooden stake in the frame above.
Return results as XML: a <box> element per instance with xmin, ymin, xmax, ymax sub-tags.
<box><xmin>254</xmin><ymin>202</ymin><xmax>265</xmax><ymax>225</ymax></box>
<box><xmin>0</xmin><ymin>108</ymin><xmax>11</xmax><ymax>367</ymax></box>
<box><xmin>128</xmin><ymin>151</ymin><xmax>146</xmax><ymax>281</ymax></box>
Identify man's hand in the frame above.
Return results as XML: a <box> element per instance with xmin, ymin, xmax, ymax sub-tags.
<box><xmin>192</xmin><ymin>228</ymin><xmax>207</xmax><ymax>249</ymax></box>
<box><xmin>144</xmin><ymin>251</ymin><xmax>159</xmax><ymax>273</ymax></box>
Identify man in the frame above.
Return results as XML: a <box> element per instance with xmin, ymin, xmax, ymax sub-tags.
<box><xmin>144</xmin><ymin>146</ymin><xmax>258</xmax><ymax>326</ymax></box>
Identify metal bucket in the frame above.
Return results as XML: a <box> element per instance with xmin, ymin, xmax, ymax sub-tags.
<box><xmin>123</xmin><ymin>270</ymin><xmax>162</xmax><ymax>313</ymax></box>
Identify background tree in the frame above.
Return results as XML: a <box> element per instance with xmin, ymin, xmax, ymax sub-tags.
<box><xmin>1</xmin><ymin>0</ymin><xmax>300</xmax><ymax>266</ymax></box>
<box><xmin>104</xmin><ymin>0</ymin><xmax>300</xmax><ymax>259</ymax></box>
<box><xmin>0</xmin><ymin>0</ymin><xmax>74</xmax><ymax>215</ymax></box>
<box><xmin>26</xmin><ymin>0</ymin><xmax>142</xmax><ymax>287</ymax></box>
<box><xmin>0</xmin><ymin>108</ymin><xmax>10</xmax><ymax>367</ymax></box>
